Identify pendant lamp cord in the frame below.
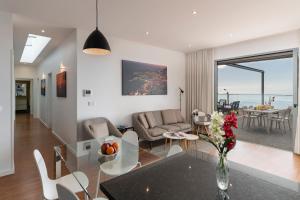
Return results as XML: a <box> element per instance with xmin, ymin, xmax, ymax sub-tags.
<box><xmin>96</xmin><ymin>0</ymin><xmax>99</xmax><ymax>29</ymax></box>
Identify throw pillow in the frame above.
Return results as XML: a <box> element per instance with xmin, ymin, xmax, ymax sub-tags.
<box><xmin>89</xmin><ymin>122</ymin><xmax>109</xmax><ymax>138</ymax></box>
<box><xmin>138</xmin><ymin>114</ymin><xmax>149</xmax><ymax>129</ymax></box>
<box><xmin>162</xmin><ymin>110</ymin><xmax>177</xmax><ymax>124</ymax></box>
<box><xmin>145</xmin><ymin>112</ymin><xmax>157</xmax><ymax>128</ymax></box>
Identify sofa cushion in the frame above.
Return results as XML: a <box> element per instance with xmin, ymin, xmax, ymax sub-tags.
<box><xmin>138</xmin><ymin>113</ymin><xmax>149</xmax><ymax>129</ymax></box>
<box><xmin>162</xmin><ymin>110</ymin><xmax>177</xmax><ymax>124</ymax></box>
<box><xmin>158</xmin><ymin>125</ymin><xmax>181</xmax><ymax>132</ymax></box>
<box><xmin>145</xmin><ymin>112</ymin><xmax>157</xmax><ymax>128</ymax></box>
<box><xmin>174</xmin><ymin>123</ymin><xmax>191</xmax><ymax>130</ymax></box>
<box><xmin>174</xmin><ymin>110</ymin><xmax>184</xmax><ymax>123</ymax></box>
<box><xmin>148</xmin><ymin>127</ymin><xmax>167</xmax><ymax>137</ymax></box>
<box><xmin>152</xmin><ymin>111</ymin><xmax>163</xmax><ymax>126</ymax></box>
<box><xmin>89</xmin><ymin>122</ymin><xmax>109</xmax><ymax>138</ymax></box>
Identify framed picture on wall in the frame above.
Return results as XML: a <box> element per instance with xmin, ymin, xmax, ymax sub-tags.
<box><xmin>122</xmin><ymin>60</ymin><xmax>167</xmax><ymax>95</ymax></box>
<box><xmin>41</xmin><ymin>79</ymin><xmax>46</xmax><ymax>96</ymax></box>
<box><xmin>56</xmin><ymin>71</ymin><xmax>67</xmax><ymax>97</ymax></box>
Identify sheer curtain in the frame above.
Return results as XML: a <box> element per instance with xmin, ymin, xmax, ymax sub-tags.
<box><xmin>185</xmin><ymin>49</ymin><xmax>214</xmax><ymax>122</ymax></box>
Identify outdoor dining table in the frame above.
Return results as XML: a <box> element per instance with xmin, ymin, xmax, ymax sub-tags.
<box><xmin>243</xmin><ymin>108</ymin><xmax>281</xmax><ymax>133</ymax></box>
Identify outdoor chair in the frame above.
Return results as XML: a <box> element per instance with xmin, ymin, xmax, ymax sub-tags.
<box><xmin>269</xmin><ymin>108</ymin><xmax>292</xmax><ymax>133</ymax></box>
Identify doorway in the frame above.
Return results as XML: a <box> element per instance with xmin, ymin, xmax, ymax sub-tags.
<box><xmin>15</xmin><ymin>80</ymin><xmax>31</xmax><ymax>113</ymax></box>
<box><xmin>214</xmin><ymin>49</ymin><xmax>299</xmax><ymax>151</ymax></box>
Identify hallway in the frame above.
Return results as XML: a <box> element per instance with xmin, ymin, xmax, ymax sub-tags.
<box><xmin>0</xmin><ymin>114</ymin><xmax>63</xmax><ymax>200</ymax></box>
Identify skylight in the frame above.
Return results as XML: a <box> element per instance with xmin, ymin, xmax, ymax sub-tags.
<box><xmin>20</xmin><ymin>34</ymin><xmax>51</xmax><ymax>63</ymax></box>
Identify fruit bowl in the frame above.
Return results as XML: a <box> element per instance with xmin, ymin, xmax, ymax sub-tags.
<box><xmin>97</xmin><ymin>141</ymin><xmax>119</xmax><ymax>163</ymax></box>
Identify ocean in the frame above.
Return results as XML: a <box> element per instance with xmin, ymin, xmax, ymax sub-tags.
<box><xmin>218</xmin><ymin>94</ymin><xmax>293</xmax><ymax>109</ymax></box>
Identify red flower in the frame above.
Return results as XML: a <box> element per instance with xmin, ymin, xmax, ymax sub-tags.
<box><xmin>227</xmin><ymin>140</ymin><xmax>236</xmax><ymax>151</ymax></box>
<box><xmin>224</xmin><ymin>112</ymin><xmax>238</xmax><ymax>128</ymax></box>
<box><xmin>225</xmin><ymin>129</ymin><xmax>233</xmax><ymax>138</ymax></box>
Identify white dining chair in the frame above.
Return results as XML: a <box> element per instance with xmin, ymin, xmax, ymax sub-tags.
<box><xmin>122</xmin><ymin>130</ymin><xmax>142</xmax><ymax>167</ymax></box>
<box><xmin>167</xmin><ymin>145</ymin><xmax>183</xmax><ymax>157</ymax></box>
<box><xmin>95</xmin><ymin>131</ymin><xmax>141</xmax><ymax>198</ymax></box>
<box><xmin>56</xmin><ymin>184</ymin><xmax>107</xmax><ymax>200</ymax></box>
<box><xmin>33</xmin><ymin>149</ymin><xmax>89</xmax><ymax>200</ymax></box>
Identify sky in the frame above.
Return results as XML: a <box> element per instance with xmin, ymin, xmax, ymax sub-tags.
<box><xmin>218</xmin><ymin>57</ymin><xmax>294</xmax><ymax>95</ymax></box>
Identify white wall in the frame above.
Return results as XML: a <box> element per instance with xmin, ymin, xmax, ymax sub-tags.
<box><xmin>15</xmin><ymin>65</ymin><xmax>36</xmax><ymax>78</ymax></box>
<box><xmin>15</xmin><ymin>65</ymin><xmax>37</xmax><ymax>115</ymax></box>
<box><xmin>214</xmin><ymin>30</ymin><xmax>300</xmax><ymax>60</ymax></box>
<box><xmin>0</xmin><ymin>12</ymin><xmax>14</xmax><ymax>176</ymax></box>
<box><xmin>77</xmin><ymin>30</ymin><xmax>185</xmax><ymax>139</ymax></box>
<box><xmin>37</xmin><ymin>31</ymin><xmax>77</xmax><ymax>147</ymax></box>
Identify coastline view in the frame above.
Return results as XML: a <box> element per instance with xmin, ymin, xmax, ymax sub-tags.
<box><xmin>218</xmin><ymin>57</ymin><xmax>294</xmax><ymax>109</ymax></box>
<box><xmin>218</xmin><ymin>94</ymin><xmax>293</xmax><ymax>109</ymax></box>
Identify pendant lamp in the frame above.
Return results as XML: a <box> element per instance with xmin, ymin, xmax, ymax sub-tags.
<box><xmin>83</xmin><ymin>0</ymin><xmax>111</xmax><ymax>55</ymax></box>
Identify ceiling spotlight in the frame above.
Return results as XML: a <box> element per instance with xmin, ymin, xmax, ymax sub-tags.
<box><xmin>41</xmin><ymin>29</ymin><xmax>45</xmax><ymax>33</ymax></box>
<box><xmin>229</xmin><ymin>33</ymin><xmax>233</xmax><ymax>38</ymax></box>
<box><xmin>146</xmin><ymin>31</ymin><xmax>149</xmax><ymax>36</ymax></box>
<box><xmin>188</xmin><ymin>44</ymin><xmax>192</xmax><ymax>48</ymax></box>
<box><xmin>192</xmin><ymin>10</ymin><xmax>197</xmax><ymax>15</ymax></box>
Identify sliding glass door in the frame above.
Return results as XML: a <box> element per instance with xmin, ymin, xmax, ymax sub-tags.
<box><xmin>214</xmin><ymin>49</ymin><xmax>298</xmax><ymax>151</ymax></box>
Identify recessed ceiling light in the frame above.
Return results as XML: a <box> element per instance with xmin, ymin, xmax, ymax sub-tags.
<box><xmin>41</xmin><ymin>29</ymin><xmax>45</xmax><ymax>33</ymax></box>
<box><xmin>145</xmin><ymin>31</ymin><xmax>149</xmax><ymax>36</ymax></box>
<box><xmin>188</xmin><ymin>44</ymin><xmax>192</xmax><ymax>48</ymax></box>
<box><xmin>229</xmin><ymin>33</ymin><xmax>233</xmax><ymax>38</ymax></box>
<box><xmin>20</xmin><ymin>34</ymin><xmax>51</xmax><ymax>63</ymax></box>
<box><xmin>192</xmin><ymin>10</ymin><xmax>197</xmax><ymax>15</ymax></box>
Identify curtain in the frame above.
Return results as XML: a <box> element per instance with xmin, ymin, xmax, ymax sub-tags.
<box><xmin>185</xmin><ymin>49</ymin><xmax>214</xmax><ymax>122</ymax></box>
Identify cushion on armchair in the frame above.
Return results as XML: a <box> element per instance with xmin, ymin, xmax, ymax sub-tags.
<box><xmin>89</xmin><ymin>122</ymin><xmax>109</xmax><ymax>138</ymax></box>
<box><xmin>138</xmin><ymin>114</ymin><xmax>149</xmax><ymax>129</ymax></box>
<box><xmin>162</xmin><ymin>110</ymin><xmax>177</xmax><ymax>124</ymax></box>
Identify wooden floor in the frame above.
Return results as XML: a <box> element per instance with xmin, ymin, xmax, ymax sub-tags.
<box><xmin>197</xmin><ymin>139</ymin><xmax>300</xmax><ymax>183</ymax></box>
<box><xmin>0</xmin><ymin>114</ymin><xmax>160</xmax><ymax>200</ymax></box>
<box><xmin>0</xmin><ymin>114</ymin><xmax>63</xmax><ymax>200</ymax></box>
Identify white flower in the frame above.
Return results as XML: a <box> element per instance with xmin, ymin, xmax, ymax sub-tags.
<box><xmin>208</xmin><ymin>112</ymin><xmax>225</xmax><ymax>143</ymax></box>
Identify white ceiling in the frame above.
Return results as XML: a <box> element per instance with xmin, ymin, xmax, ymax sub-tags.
<box><xmin>2</xmin><ymin>0</ymin><xmax>300</xmax><ymax>53</ymax></box>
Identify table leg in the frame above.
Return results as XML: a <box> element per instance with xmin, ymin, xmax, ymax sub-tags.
<box><xmin>204</xmin><ymin>126</ymin><xmax>209</xmax><ymax>135</ymax></box>
<box><xmin>266</xmin><ymin>115</ymin><xmax>270</xmax><ymax>134</ymax></box>
<box><xmin>164</xmin><ymin>138</ymin><xmax>167</xmax><ymax>150</ymax></box>
<box><xmin>95</xmin><ymin>166</ymin><xmax>101</xmax><ymax>198</ymax></box>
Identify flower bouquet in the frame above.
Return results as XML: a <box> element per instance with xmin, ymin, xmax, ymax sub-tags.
<box><xmin>199</xmin><ymin>111</ymin><xmax>238</xmax><ymax>190</ymax></box>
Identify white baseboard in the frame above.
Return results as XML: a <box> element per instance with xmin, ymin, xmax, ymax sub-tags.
<box><xmin>39</xmin><ymin>118</ymin><xmax>49</xmax><ymax>128</ymax></box>
<box><xmin>0</xmin><ymin>168</ymin><xmax>15</xmax><ymax>177</ymax></box>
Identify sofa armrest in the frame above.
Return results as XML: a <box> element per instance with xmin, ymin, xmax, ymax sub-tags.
<box><xmin>132</xmin><ymin>114</ymin><xmax>155</xmax><ymax>141</ymax></box>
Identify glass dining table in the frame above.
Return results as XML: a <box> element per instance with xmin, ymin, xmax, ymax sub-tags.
<box><xmin>54</xmin><ymin>135</ymin><xmax>300</xmax><ymax>200</ymax></box>
<box><xmin>54</xmin><ymin>135</ymin><xmax>140</xmax><ymax>199</ymax></box>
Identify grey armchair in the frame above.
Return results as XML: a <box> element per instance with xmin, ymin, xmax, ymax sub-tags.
<box><xmin>83</xmin><ymin>117</ymin><xmax>122</xmax><ymax>139</ymax></box>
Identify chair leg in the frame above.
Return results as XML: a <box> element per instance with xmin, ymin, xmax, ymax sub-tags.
<box><xmin>288</xmin><ymin>120</ymin><xmax>291</xmax><ymax>130</ymax></box>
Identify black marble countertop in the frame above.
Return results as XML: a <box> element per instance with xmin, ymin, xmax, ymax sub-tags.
<box><xmin>100</xmin><ymin>153</ymin><xmax>300</xmax><ymax>200</ymax></box>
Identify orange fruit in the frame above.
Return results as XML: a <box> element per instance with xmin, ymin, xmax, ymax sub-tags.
<box><xmin>106</xmin><ymin>146</ymin><xmax>115</xmax><ymax>155</ymax></box>
<box><xmin>112</xmin><ymin>142</ymin><xmax>119</xmax><ymax>152</ymax></box>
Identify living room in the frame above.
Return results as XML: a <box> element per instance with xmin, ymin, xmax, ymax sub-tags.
<box><xmin>1</xmin><ymin>0</ymin><xmax>300</xmax><ymax>199</ymax></box>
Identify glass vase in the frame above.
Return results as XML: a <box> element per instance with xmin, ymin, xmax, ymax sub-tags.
<box><xmin>216</xmin><ymin>154</ymin><xmax>229</xmax><ymax>190</ymax></box>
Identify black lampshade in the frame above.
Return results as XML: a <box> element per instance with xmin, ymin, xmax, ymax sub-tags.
<box><xmin>83</xmin><ymin>28</ymin><xmax>111</xmax><ymax>55</ymax></box>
